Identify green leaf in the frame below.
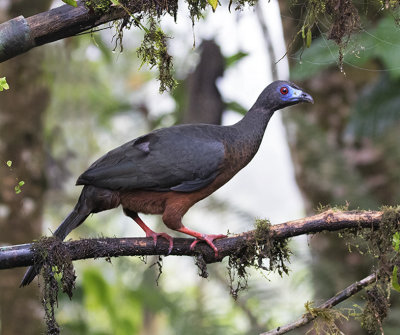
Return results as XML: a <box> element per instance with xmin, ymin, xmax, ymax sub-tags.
<box><xmin>226</xmin><ymin>101</ymin><xmax>248</xmax><ymax>115</ymax></box>
<box><xmin>62</xmin><ymin>0</ymin><xmax>78</xmax><ymax>7</ymax></box>
<box><xmin>208</xmin><ymin>0</ymin><xmax>218</xmax><ymax>11</ymax></box>
<box><xmin>394</xmin><ymin>232</ymin><xmax>400</xmax><ymax>251</ymax></box>
<box><xmin>291</xmin><ymin>17</ymin><xmax>400</xmax><ymax>81</ymax></box>
<box><xmin>18</xmin><ymin>180</ymin><xmax>25</xmax><ymax>186</ymax></box>
<box><xmin>6</xmin><ymin>160</ymin><xmax>12</xmax><ymax>167</ymax></box>
<box><xmin>225</xmin><ymin>51</ymin><xmax>248</xmax><ymax>68</ymax></box>
<box><xmin>392</xmin><ymin>266</ymin><xmax>400</xmax><ymax>292</ymax></box>
<box><xmin>306</xmin><ymin>28</ymin><xmax>312</xmax><ymax>48</ymax></box>
<box><xmin>348</xmin><ymin>76</ymin><xmax>400</xmax><ymax>138</ymax></box>
<box><xmin>0</xmin><ymin>77</ymin><xmax>9</xmax><ymax>91</ymax></box>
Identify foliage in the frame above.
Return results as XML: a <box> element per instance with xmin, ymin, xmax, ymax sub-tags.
<box><xmin>62</xmin><ymin>0</ymin><xmax>78</xmax><ymax>7</ymax></box>
<box><xmin>392</xmin><ymin>232</ymin><xmax>400</xmax><ymax>292</ymax></box>
<box><xmin>348</xmin><ymin>75</ymin><xmax>400</xmax><ymax>139</ymax></box>
<box><xmin>0</xmin><ymin>77</ymin><xmax>9</xmax><ymax>91</ymax></box>
<box><xmin>57</xmin><ymin>263</ymin><xmax>243</xmax><ymax>335</ymax></box>
<box><xmin>5</xmin><ymin>160</ymin><xmax>25</xmax><ymax>194</ymax></box>
<box><xmin>292</xmin><ymin>16</ymin><xmax>400</xmax><ymax>81</ymax></box>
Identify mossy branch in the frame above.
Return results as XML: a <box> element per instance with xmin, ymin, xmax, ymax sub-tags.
<box><xmin>0</xmin><ymin>209</ymin><xmax>385</xmax><ymax>270</ymax></box>
<box><xmin>261</xmin><ymin>272</ymin><xmax>377</xmax><ymax>335</ymax></box>
<box><xmin>2</xmin><ymin>208</ymin><xmax>398</xmax><ymax>335</ymax></box>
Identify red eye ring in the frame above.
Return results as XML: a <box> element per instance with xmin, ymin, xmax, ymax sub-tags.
<box><xmin>280</xmin><ymin>86</ymin><xmax>289</xmax><ymax>95</ymax></box>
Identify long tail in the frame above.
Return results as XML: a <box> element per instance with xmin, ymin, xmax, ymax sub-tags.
<box><xmin>19</xmin><ymin>207</ymin><xmax>89</xmax><ymax>287</ymax></box>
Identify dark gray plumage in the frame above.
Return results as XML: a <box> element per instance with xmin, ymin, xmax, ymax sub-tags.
<box><xmin>20</xmin><ymin>80</ymin><xmax>313</xmax><ymax>287</ymax></box>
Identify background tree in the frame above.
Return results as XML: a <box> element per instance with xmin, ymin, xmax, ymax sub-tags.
<box><xmin>0</xmin><ymin>1</ymin><xmax>53</xmax><ymax>334</ymax></box>
<box><xmin>279</xmin><ymin>2</ymin><xmax>400</xmax><ymax>333</ymax></box>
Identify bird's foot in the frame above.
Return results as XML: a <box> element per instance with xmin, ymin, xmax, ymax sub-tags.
<box><xmin>127</xmin><ymin>211</ymin><xmax>174</xmax><ymax>255</ymax></box>
<box><xmin>145</xmin><ymin>231</ymin><xmax>174</xmax><ymax>255</ymax></box>
<box><xmin>190</xmin><ymin>234</ymin><xmax>227</xmax><ymax>258</ymax></box>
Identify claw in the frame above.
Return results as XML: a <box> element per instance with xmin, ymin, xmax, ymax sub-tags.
<box><xmin>126</xmin><ymin>211</ymin><xmax>174</xmax><ymax>255</ymax></box>
<box><xmin>146</xmin><ymin>231</ymin><xmax>174</xmax><ymax>255</ymax></box>
<box><xmin>189</xmin><ymin>233</ymin><xmax>227</xmax><ymax>258</ymax></box>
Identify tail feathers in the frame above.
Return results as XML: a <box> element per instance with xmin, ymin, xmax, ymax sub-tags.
<box><xmin>19</xmin><ymin>209</ymin><xmax>89</xmax><ymax>287</ymax></box>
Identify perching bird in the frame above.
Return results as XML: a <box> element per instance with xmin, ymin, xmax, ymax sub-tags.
<box><xmin>20</xmin><ymin>80</ymin><xmax>313</xmax><ymax>287</ymax></box>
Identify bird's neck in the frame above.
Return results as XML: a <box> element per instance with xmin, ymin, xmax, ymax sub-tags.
<box><xmin>232</xmin><ymin>107</ymin><xmax>273</xmax><ymax>143</ymax></box>
<box><xmin>226</xmin><ymin>107</ymin><xmax>274</xmax><ymax>169</ymax></box>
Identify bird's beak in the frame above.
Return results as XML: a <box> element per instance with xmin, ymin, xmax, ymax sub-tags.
<box><xmin>300</xmin><ymin>91</ymin><xmax>314</xmax><ymax>104</ymax></box>
<box><xmin>290</xmin><ymin>88</ymin><xmax>314</xmax><ymax>104</ymax></box>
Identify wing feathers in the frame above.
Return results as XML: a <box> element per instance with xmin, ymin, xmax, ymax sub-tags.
<box><xmin>77</xmin><ymin>125</ymin><xmax>225</xmax><ymax>193</ymax></box>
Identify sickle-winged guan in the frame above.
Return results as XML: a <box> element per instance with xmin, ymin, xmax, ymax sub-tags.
<box><xmin>20</xmin><ymin>80</ymin><xmax>313</xmax><ymax>287</ymax></box>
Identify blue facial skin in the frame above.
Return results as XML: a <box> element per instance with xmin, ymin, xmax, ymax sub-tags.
<box><xmin>278</xmin><ymin>85</ymin><xmax>314</xmax><ymax>104</ymax></box>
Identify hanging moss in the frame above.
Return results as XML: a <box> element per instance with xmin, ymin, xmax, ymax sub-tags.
<box><xmin>337</xmin><ymin>206</ymin><xmax>400</xmax><ymax>332</ymax></box>
<box><xmin>304</xmin><ymin>301</ymin><xmax>350</xmax><ymax>335</ymax></box>
<box><xmin>84</xmin><ymin>0</ymin><xmax>112</xmax><ymax>13</ymax></box>
<box><xmin>137</xmin><ymin>17</ymin><xmax>176</xmax><ymax>92</ymax></box>
<box><xmin>31</xmin><ymin>236</ymin><xmax>76</xmax><ymax>335</ymax></box>
<box><xmin>227</xmin><ymin>219</ymin><xmax>291</xmax><ymax>299</ymax></box>
<box><xmin>360</xmin><ymin>284</ymin><xmax>390</xmax><ymax>334</ymax></box>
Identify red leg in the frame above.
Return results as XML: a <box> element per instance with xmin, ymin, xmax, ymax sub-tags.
<box><xmin>176</xmin><ymin>226</ymin><xmax>226</xmax><ymax>258</ymax></box>
<box><xmin>124</xmin><ymin>209</ymin><xmax>174</xmax><ymax>254</ymax></box>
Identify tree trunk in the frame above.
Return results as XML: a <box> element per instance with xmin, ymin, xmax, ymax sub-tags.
<box><xmin>0</xmin><ymin>1</ymin><xmax>51</xmax><ymax>333</ymax></box>
<box><xmin>278</xmin><ymin>2</ymin><xmax>400</xmax><ymax>334</ymax></box>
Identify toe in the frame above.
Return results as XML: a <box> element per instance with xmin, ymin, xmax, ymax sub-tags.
<box><xmin>190</xmin><ymin>234</ymin><xmax>226</xmax><ymax>257</ymax></box>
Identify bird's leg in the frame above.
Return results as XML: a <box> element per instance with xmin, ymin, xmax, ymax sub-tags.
<box><xmin>123</xmin><ymin>209</ymin><xmax>174</xmax><ymax>254</ymax></box>
<box><xmin>176</xmin><ymin>226</ymin><xmax>226</xmax><ymax>258</ymax></box>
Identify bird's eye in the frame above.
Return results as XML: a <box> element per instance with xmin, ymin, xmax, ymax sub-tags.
<box><xmin>280</xmin><ymin>86</ymin><xmax>289</xmax><ymax>95</ymax></box>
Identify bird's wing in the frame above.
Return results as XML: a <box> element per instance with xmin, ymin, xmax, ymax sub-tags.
<box><xmin>76</xmin><ymin>126</ymin><xmax>225</xmax><ymax>192</ymax></box>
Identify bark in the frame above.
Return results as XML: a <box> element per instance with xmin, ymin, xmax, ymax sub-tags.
<box><xmin>0</xmin><ymin>210</ymin><xmax>383</xmax><ymax>270</ymax></box>
<box><xmin>0</xmin><ymin>1</ymin><xmax>51</xmax><ymax>334</ymax></box>
<box><xmin>0</xmin><ymin>1</ymin><xmax>127</xmax><ymax>62</ymax></box>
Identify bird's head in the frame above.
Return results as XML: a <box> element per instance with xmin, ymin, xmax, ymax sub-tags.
<box><xmin>254</xmin><ymin>80</ymin><xmax>314</xmax><ymax>112</ymax></box>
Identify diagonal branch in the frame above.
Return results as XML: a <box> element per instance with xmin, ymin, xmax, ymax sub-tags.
<box><xmin>261</xmin><ymin>272</ymin><xmax>377</xmax><ymax>335</ymax></box>
<box><xmin>0</xmin><ymin>209</ymin><xmax>383</xmax><ymax>270</ymax></box>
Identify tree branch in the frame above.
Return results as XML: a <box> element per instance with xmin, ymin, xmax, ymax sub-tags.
<box><xmin>0</xmin><ymin>1</ymin><xmax>127</xmax><ymax>62</ymax></box>
<box><xmin>261</xmin><ymin>272</ymin><xmax>377</xmax><ymax>335</ymax></box>
<box><xmin>0</xmin><ymin>209</ymin><xmax>383</xmax><ymax>270</ymax></box>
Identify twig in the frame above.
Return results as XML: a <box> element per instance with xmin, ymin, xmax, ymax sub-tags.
<box><xmin>261</xmin><ymin>272</ymin><xmax>377</xmax><ymax>335</ymax></box>
<box><xmin>0</xmin><ymin>209</ymin><xmax>383</xmax><ymax>270</ymax></box>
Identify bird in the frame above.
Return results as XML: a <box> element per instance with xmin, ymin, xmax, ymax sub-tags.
<box><xmin>20</xmin><ymin>80</ymin><xmax>313</xmax><ymax>287</ymax></box>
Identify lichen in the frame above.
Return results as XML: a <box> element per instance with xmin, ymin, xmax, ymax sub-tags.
<box><xmin>227</xmin><ymin>219</ymin><xmax>291</xmax><ymax>299</ymax></box>
<box><xmin>84</xmin><ymin>0</ymin><xmax>112</xmax><ymax>13</ymax></box>
<box><xmin>360</xmin><ymin>284</ymin><xmax>389</xmax><ymax>334</ymax></box>
<box><xmin>194</xmin><ymin>253</ymin><xmax>209</xmax><ymax>278</ymax></box>
<box><xmin>137</xmin><ymin>16</ymin><xmax>177</xmax><ymax>92</ymax></box>
<box><xmin>304</xmin><ymin>301</ymin><xmax>349</xmax><ymax>335</ymax></box>
<box><xmin>337</xmin><ymin>206</ymin><xmax>400</xmax><ymax>332</ymax></box>
<box><xmin>149</xmin><ymin>255</ymin><xmax>164</xmax><ymax>285</ymax></box>
<box><xmin>294</xmin><ymin>0</ymin><xmax>360</xmax><ymax>72</ymax></box>
<box><xmin>31</xmin><ymin>237</ymin><xmax>76</xmax><ymax>335</ymax></box>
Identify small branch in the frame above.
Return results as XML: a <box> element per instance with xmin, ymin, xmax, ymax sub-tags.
<box><xmin>0</xmin><ymin>209</ymin><xmax>383</xmax><ymax>270</ymax></box>
<box><xmin>261</xmin><ymin>272</ymin><xmax>377</xmax><ymax>335</ymax></box>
